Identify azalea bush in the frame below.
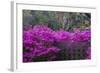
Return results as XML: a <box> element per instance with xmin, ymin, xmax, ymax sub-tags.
<box><xmin>23</xmin><ymin>25</ymin><xmax>91</xmax><ymax>62</ymax></box>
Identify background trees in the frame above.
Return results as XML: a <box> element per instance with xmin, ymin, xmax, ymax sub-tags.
<box><xmin>23</xmin><ymin>10</ymin><xmax>91</xmax><ymax>31</ymax></box>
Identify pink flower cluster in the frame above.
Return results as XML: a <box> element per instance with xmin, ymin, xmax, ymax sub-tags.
<box><xmin>23</xmin><ymin>25</ymin><xmax>91</xmax><ymax>62</ymax></box>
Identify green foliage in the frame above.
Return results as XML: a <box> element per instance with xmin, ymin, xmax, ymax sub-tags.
<box><xmin>23</xmin><ymin>10</ymin><xmax>91</xmax><ymax>31</ymax></box>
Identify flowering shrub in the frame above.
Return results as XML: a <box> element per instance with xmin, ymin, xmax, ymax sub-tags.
<box><xmin>23</xmin><ymin>25</ymin><xmax>91</xmax><ymax>62</ymax></box>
